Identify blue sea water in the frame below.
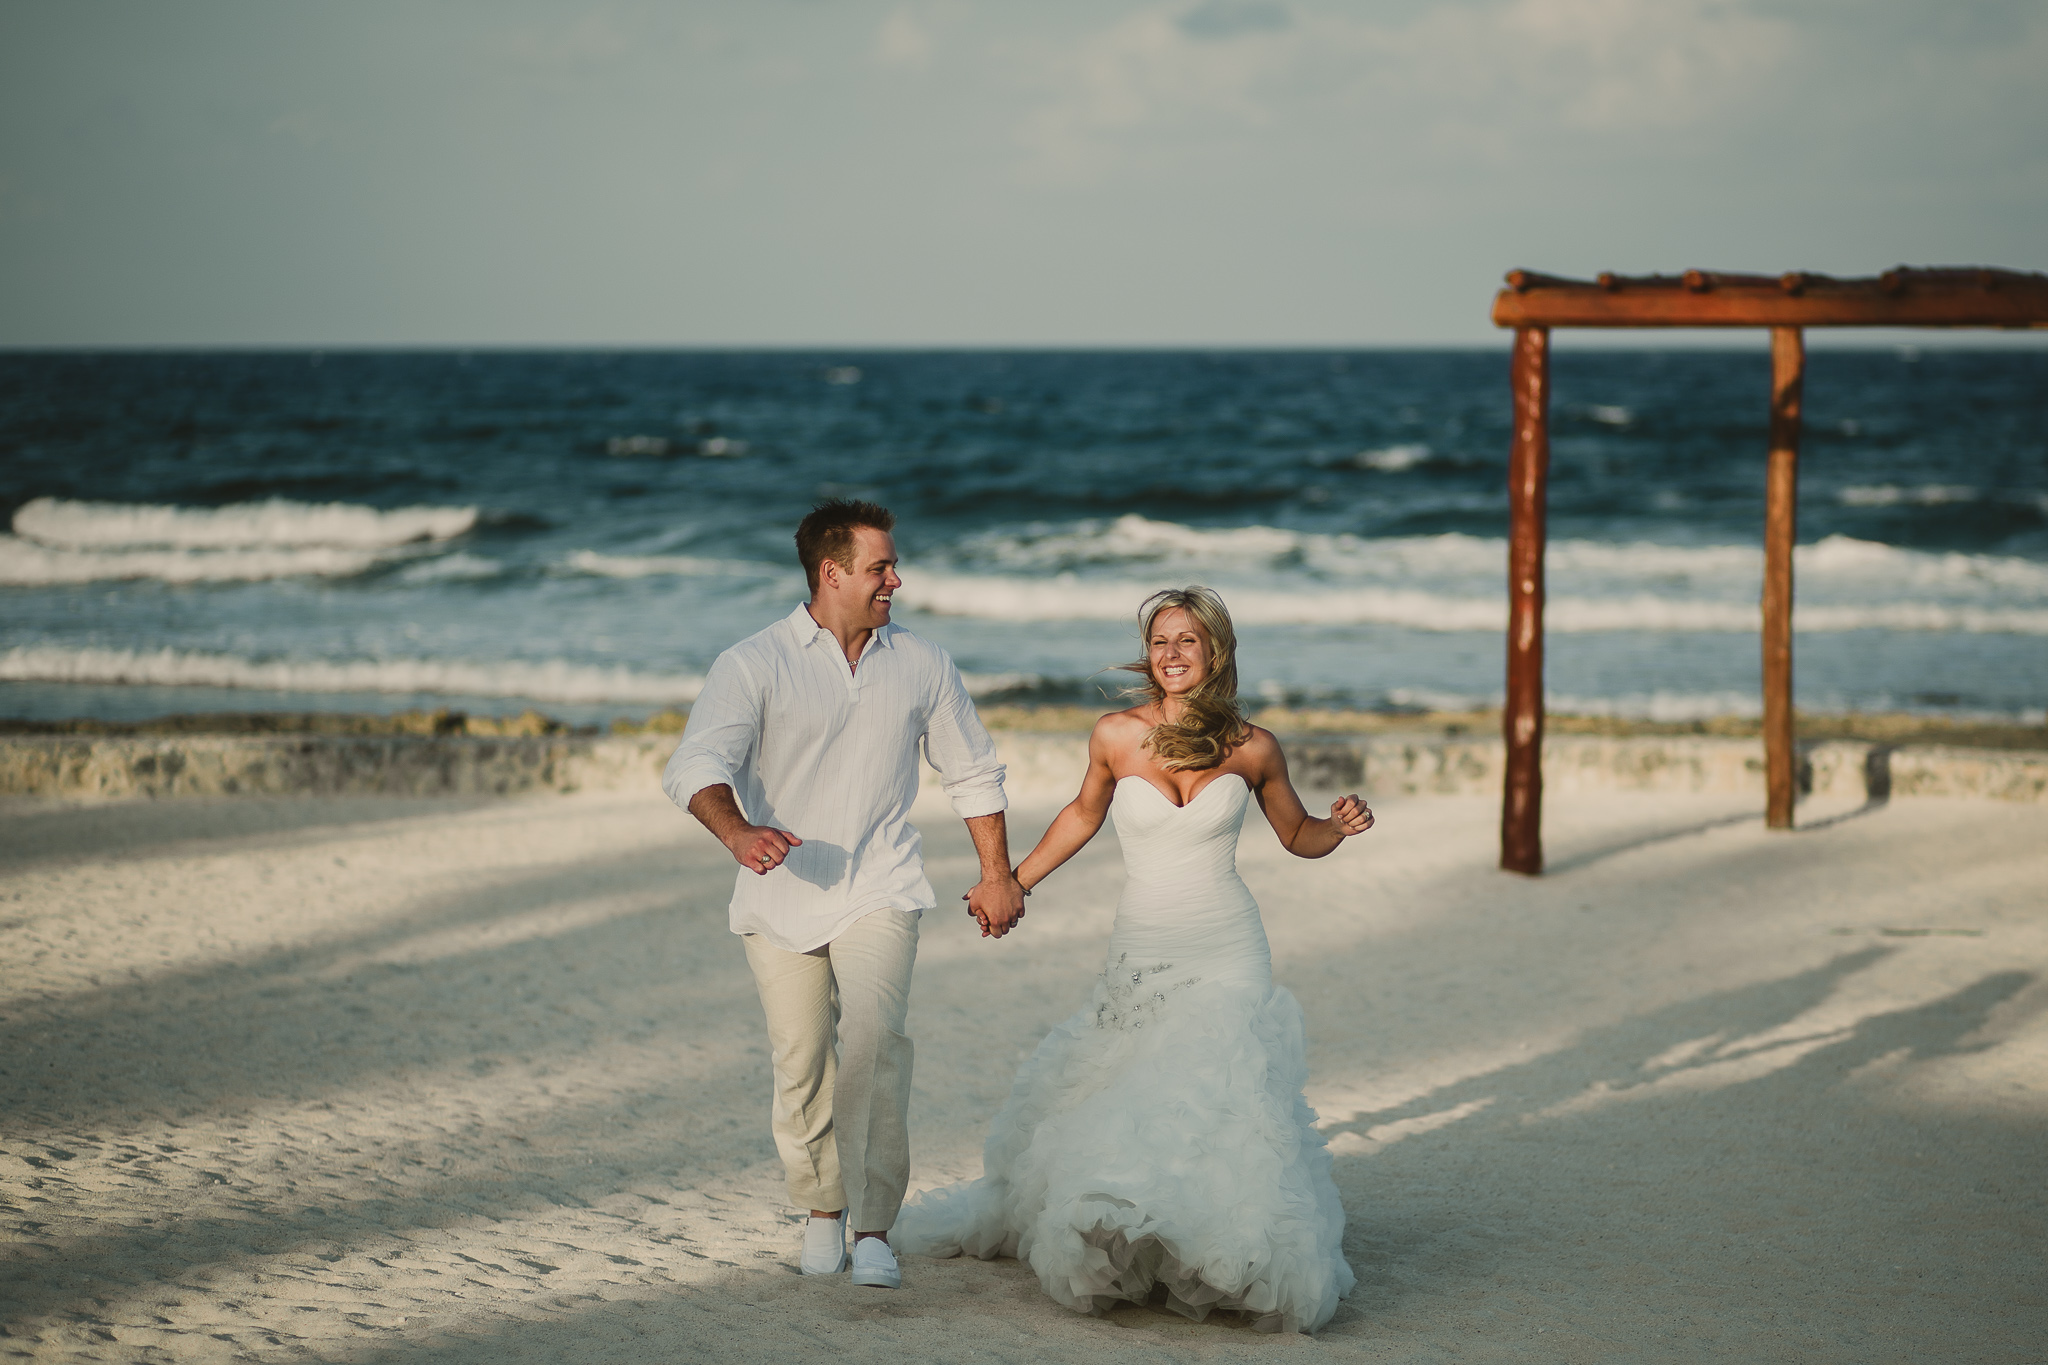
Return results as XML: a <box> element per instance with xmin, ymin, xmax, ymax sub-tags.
<box><xmin>2</xmin><ymin>348</ymin><xmax>2045</xmax><ymax>724</ymax></box>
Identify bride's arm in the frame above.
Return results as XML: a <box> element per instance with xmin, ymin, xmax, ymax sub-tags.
<box><xmin>1246</xmin><ymin>728</ymin><xmax>1374</xmax><ymax>858</ymax></box>
<box><xmin>1013</xmin><ymin>718</ymin><xmax>1123</xmax><ymax>891</ymax></box>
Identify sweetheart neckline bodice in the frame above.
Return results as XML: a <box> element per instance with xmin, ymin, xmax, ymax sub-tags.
<box><xmin>1114</xmin><ymin>770</ymin><xmax>1248</xmax><ymax>810</ymax></box>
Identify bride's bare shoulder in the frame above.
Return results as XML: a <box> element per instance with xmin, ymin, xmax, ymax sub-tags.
<box><xmin>1237</xmin><ymin>724</ymin><xmax>1286</xmax><ymax>767</ymax></box>
<box><xmin>1090</xmin><ymin>708</ymin><xmax>1154</xmax><ymax>763</ymax></box>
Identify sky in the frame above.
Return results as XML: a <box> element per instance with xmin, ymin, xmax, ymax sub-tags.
<box><xmin>1</xmin><ymin>0</ymin><xmax>2044</xmax><ymax>347</ymax></box>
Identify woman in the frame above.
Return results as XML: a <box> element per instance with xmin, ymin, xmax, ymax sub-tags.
<box><xmin>893</xmin><ymin>586</ymin><xmax>1371</xmax><ymax>1333</ymax></box>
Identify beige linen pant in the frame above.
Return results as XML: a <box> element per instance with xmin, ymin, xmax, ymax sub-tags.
<box><xmin>741</xmin><ymin>908</ymin><xmax>919</xmax><ymax>1232</ymax></box>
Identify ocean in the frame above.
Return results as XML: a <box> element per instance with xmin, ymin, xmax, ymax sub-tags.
<box><xmin>3</xmin><ymin>348</ymin><xmax>2045</xmax><ymax>726</ymax></box>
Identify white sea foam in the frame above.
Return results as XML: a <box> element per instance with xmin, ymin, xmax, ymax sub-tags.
<box><xmin>0</xmin><ymin>536</ymin><xmax>387</xmax><ymax>585</ymax></box>
<box><xmin>953</xmin><ymin>515</ymin><xmax>1317</xmax><ymax>572</ymax></box>
<box><xmin>1836</xmin><ymin>484</ymin><xmax>1978</xmax><ymax>507</ymax></box>
<box><xmin>900</xmin><ymin>572</ymin><xmax>2048</xmax><ymax>634</ymax></box>
<box><xmin>1544</xmin><ymin>690</ymin><xmax>1765</xmax><ymax>722</ymax></box>
<box><xmin>0</xmin><ymin>646</ymin><xmax>708</xmax><ymax>706</ymax></box>
<box><xmin>958</xmin><ymin>671</ymin><xmax>1043</xmax><ymax>697</ymax></box>
<box><xmin>1353</xmin><ymin>444</ymin><xmax>1431</xmax><ymax>472</ymax></box>
<box><xmin>564</xmin><ymin>551</ymin><xmax>787</xmax><ymax>579</ymax></box>
<box><xmin>1346</xmin><ymin>687</ymin><xmax>1768</xmax><ymax>721</ymax></box>
<box><xmin>0</xmin><ymin>645</ymin><xmax>1044</xmax><ymax>705</ymax></box>
<box><xmin>395</xmin><ymin>553</ymin><xmax>503</xmax><ymax>584</ymax></box>
<box><xmin>12</xmin><ymin>497</ymin><xmax>479</xmax><ymax>550</ymax></box>
<box><xmin>935</xmin><ymin>517</ymin><xmax>2048</xmax><ymax>608</ymax></box>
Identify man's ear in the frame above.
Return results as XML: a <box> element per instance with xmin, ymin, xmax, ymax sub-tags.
<box><xmin>819</xmin><ymin>556</ymin><xmax>844</xmax><ymax>591</ymax></box>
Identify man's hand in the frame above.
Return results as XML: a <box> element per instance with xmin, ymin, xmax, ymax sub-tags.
<box><xmin>725</xmin><ymin>824</ymin><xmax>803</xmax><ymax>875</ymax></box>
<box><xmin>960</xmin><ymin>810</ymin><xmax>1024</xmax><ymax>939</ymax></box>
<box><xmin>966</xmin><ymin>873</ymin><xmax>1027</xmax><ymax>939</ymax></box>
<box><xmin>687</xmin><ymin>784</ymin><xmax>801</xmax><ymax>875</ymax></box>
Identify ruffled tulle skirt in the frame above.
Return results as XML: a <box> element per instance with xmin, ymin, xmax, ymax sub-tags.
<box><xmin>893</xmin><ymin>974</ymin><xmax>1353</xmax><ymax>1333</ymax></box>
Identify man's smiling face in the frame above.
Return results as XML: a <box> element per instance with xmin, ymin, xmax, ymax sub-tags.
<box><xmin>822</xmin><ymin>526</ymin><xmax>901</xmax><ymax>631</ymax></box>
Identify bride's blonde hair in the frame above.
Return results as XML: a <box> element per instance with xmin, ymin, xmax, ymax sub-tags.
<box><xmin>1119</xmin><ymin>586</ymin><xmax>1251</xmax><ymax>772</ymax></box>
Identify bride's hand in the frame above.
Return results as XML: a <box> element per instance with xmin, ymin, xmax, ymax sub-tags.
<box><xmin>1331</xmin><ymin>794</ymin><xmax>1373</xmax><ymax>836</ymax></box>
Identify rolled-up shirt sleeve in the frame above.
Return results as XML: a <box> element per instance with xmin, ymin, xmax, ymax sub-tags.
<box><xmin>921</xmin><ymin>658</ymin><xmax>1008</xmax><ymax>819</ymax></box>
<box><xmin>663</xmin><ymin>652</ymin><xmax>763</xmax><ymax>811</ymax></box>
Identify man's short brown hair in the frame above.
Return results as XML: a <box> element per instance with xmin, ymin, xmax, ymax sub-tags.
<box><xmin>795</xmin><ymin>498</ymin><xmax>896</xmax><ymax>594</ymax></box>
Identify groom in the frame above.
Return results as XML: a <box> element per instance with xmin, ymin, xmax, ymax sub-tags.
<box><xmin>663</xmin><ymin>498</ymin><xmax>1027</xmax><ymax>1290</ymax></box>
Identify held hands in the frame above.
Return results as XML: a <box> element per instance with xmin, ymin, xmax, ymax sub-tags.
<box><xmin>725</xmin><ymin>824</ymin><xmax>802</xmax><ymax>875</ymax></box>
<box><xmin>962</xmin><ymin>873</ymin><xmax>1028</xmax><ymax>939</ymax></box>
<box><xmin>1330</xmin><ymin>794</ymin><xmax>1374</xmax><ymax>837</ymax></box>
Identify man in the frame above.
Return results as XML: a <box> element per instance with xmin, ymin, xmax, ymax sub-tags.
<box><xmin>663</xmin><ymin>498</ymin><xmax>1027</xmax><ymax>1290</ymax></box>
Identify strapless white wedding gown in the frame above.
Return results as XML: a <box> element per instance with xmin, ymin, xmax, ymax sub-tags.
<box><xmin>893</xmin><ymin>772</ymin><xmax>1354</xmax><ymax>1333</ymax></box>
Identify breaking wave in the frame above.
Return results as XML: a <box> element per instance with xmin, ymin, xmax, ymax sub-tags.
<box><xmin>0</xmin><ymin>646</ymin><xmax>707</xmax><ymax>706</ymax></box>
<box><xmin>1351</xmin><ymin>444</ymin><xmax>1432</xmax><ymax>472</ymax></box>
<box><xmin>0</xmin><ymin>646</ymin><xmax>1046</xmax><ymax>705</ymax></box>
<box><xmin>0</xmin><ymin>538</ymin><xmax>389</xmax><ymax>585</ymax></box>
<box><xmin>12</xmin><ymin>497</ymin><xmax>478</xmax><ymax>550</ymax></box>
<box><xmin>563</xmin><ymin>550</ymin><xmax>788</xmax><ymax>579</ymax></box>
<box><xmin>1312</xmin><ymin>686</ymin><xmax>1768</xmax><ymax>721</ymax></box>
<box><xmin>1836</xmin><ymin>484</ymin><xmax>1978</xmax><ymax>508</ymax></box>
<box><xmin>0</xmin><ymin>497</ymin><xmax>484</xmax><ymax>585</ymax></box>
<box><xmin>395</xmin><ymin>553</ymin><xmax>504</xmax><ymax>584</ymax></box>
<box><xmin>944</xmin><ymin>515</ymin><xmax>2048</xmax><ymax>591</ymax></box>
<box><xmin>913</xmin><ymin>516</ymin><xmax>2048</xmax><ymax>633</ymax></box>
<box><xmin>898</xmin><ymin>574</ymin><xmax>2048</xmax><ymax>633</ymax></box>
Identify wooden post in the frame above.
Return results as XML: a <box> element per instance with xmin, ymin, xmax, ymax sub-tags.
<box><xmin>1502</xmin><ymin>326</ymin><xmax>1551</xmax><ymax>874</ymax></box>
<box><xmin>1763</xmin><ymin>326</ymin><xmax>1804</xmax><ymax>829</ymax></box>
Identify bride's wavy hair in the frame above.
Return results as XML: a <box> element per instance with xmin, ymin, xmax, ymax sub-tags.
<box><xmin>1118</xmin><ymin>586</ymin><xmax>1251</xmax><ymax>772</ymax></box>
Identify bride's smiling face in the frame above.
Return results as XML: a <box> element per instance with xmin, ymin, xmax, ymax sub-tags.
<box><xmin>1147</xmin><ymin>607</ymin><xmax>1211</xmax><ymax>698</ymax></box>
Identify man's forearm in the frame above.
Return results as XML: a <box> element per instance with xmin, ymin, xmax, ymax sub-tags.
<box><xmin>690</xmin><ymin>784</ymin><xmax>802</xmax><ymax>875</ymax></box>
<box><xmin>964</xmin><ymin>811</ymin><xmax>1014</xmax><ymax>879</ymax></box>
<box><xmin>687</xmin><ymin>784</ymin><xmax>750</xmax><ymax>844</ymax></box>
<box><xmin>963</xmin><ymin>810</ymin><xmax>1026</xmax><ymax>938</ymax></box>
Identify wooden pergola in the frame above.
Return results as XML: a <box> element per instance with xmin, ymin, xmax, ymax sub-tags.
<box><xmin>1490</xmin><ymin>265</ymin><xmax>2048</xmax><ymax>874</ymax></box>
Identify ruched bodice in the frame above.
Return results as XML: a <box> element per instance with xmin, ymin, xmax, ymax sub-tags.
<box><xmin>893</xmin><ymin>766</ymin><xmax>1353</xmax><ymax>1333</ymax></box>
<box><xmin>1104</xmin><ymin>773</ymin><xmax>1272</xmax><ymax>1003</ymax></box>
<box><xmin>1109</xmin><ymin>772</ymin><xmax>1253</xmax><ymax>887</ymax></box>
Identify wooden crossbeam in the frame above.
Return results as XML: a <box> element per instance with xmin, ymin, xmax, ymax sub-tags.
<box><xmin>1489</xmin><ymin>261</ymin><xmax>2046</xmax><ymax>874</ymax></box>
<box><xmin>1493</xmin><ymin>266</ymin><xmax>2048</xmax><ymax>329</ymax></box>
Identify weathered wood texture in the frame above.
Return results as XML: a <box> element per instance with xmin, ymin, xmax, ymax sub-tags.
<box><xmin>1490</xmin><ymin>262</ymin><xmax>2046</xmax><ymax>871</ymax></box>
<box><xmin>1492</xmin><ymin>266</ymin><xmax>2048</xmax><ymax>329</ymax></box>
<box><xmin>1763</xmin><ymin>327</ymin><xmax>1804</xmax><ymax>829</ymax></box>
<box><xmin>1501</xmin><ymin>326</ymin><xmax>1551</xmax><ymax>875</ymax></box>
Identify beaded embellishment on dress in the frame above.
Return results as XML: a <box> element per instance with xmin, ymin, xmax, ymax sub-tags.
<box><xmin>893</xmin><ymin>771</ymin><xmax>1353</xmax><ymax>1333</ymax></box>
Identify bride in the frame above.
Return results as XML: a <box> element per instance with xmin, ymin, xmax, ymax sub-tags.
<box><xmin>893</xmin><ymin>586</ymin><xmax>1372</xmax><ymax>1333</ymax></box>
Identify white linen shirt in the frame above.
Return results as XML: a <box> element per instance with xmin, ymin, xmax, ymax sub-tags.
<box><xmin>663</xmin><ymin>603</ymin><xmax>1008</xmax><ymax>953</ymax></box>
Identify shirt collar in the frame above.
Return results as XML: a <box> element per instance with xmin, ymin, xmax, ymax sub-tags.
<box><xmin>786</xmin><ymin>602</ymin><xmax>898</xmax><ymax>651</ymax></box>
<box><xmin>785</xmin><ymin>602</ymin><xmax>827</xmax><ymax>647</ymax></box>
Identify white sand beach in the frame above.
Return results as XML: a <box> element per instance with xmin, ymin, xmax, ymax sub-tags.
<box><xmin>3</xmin><ymin>775</ymin><xmax>2044</xmax><ymax>1363</ymax></box>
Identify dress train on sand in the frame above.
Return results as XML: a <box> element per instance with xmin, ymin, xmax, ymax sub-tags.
<box><xmin>893</xmin><ymin>774</ymin><xmax>1353</xmax><ymax>1333</ymax></box>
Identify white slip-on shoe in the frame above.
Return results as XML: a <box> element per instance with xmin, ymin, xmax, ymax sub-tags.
<box><xmin>849</xmin><ymin>1236</ymin><xmax>901</xmax><ymax>1289</ymax></box>
<box><xmin>800</xmin><ymin>1214</ymin><xmax>847</xmax><ymax>1275</ymax></box>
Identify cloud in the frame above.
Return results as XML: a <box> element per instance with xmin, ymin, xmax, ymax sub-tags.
<box><xmin>1017</xmin><ymin>6</ymin><xmax>1296</xmax><ymax>180</ymax></box>
<box><xmin>485</xmin><ymin>12</ymin><xmax>632</xmax><ymax>86</ymax></box>
<box><xmin>1017</xmin><ymin>0</ymin><xmax>1801</xmax><ymax>182</ymax></box>
<box><xmin>876</xmin><ymin>6</ymin><xmax>936</xmax><ymax>68</ymax></box>
<box><xmin>1491</xmin><ymin>0</ymin><xmax>1794</xmax><ymax>133</ymax></box>
<box><xmin>1179</xmin><ymin>1</ymin><xmax>1291</xmax><ymax>41</ymax></box>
